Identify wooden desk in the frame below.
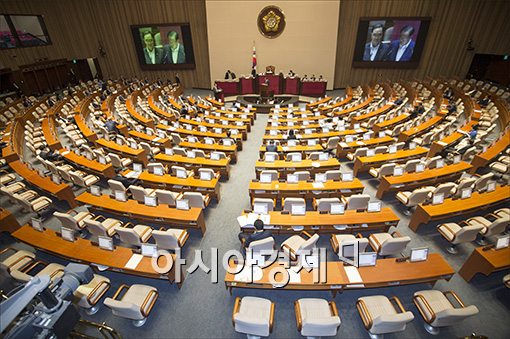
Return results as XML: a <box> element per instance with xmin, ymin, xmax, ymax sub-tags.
<box><xmin>0</xmin><ymin>208</ymin><xmax>20</xmax><ymax>233</ymax></box>
<box><xmin>60</xmin><ymin>149</ymin><xmax>116</xmax><ymax>178</ymax></box>
<box><xmin>13</xmin><ymin>225</ymin><xmax>182</xmax><ymax>285</ymax></box>
<box><xmin>155</xmin><ymin>153</ymin><xmax>230</xmax><ymax>180</ymax></box>
<box><xmin>225</xmin><ymin>253</ymin><xmax>453</xmax><ymax>294</ymax></box>
<box><xmin>255</xmin><ymin>158</ymin><xmax>341</xmax><ymax>178</ymax></box>
<box><xmin>258</xmin><ymin>144</ymin><xmax>324</xmax><ymax>159</ymax></box>
<box><xmin>470</xmin><ymin>129</ymin><xmax>510</xmax><ymax>174</ymax></box>
<box><xmin>408</xmin><ymin>185</ymin><xmax>510</xmax><ymax>232</ymax></box>
<box><xmin>240</xmin><ymin>209</ymin><xmax>399</xmax><ymax>234</ymax></box>
<box><xmin>148</xmin><ymin>95</ymin><xmax>175</xmax><ymax>120</ymax></box>
<box><xmin>41</xmin><ymin>115</ymin><xmax>62</xmax><ymax>151</ymax></box>
<box><xmin>156</xmin><ymin>124</ymin><xmax>244</xmax><ymax>151</ymax></box>
<box><xmin>199</xmin><ymin>114</ymin><xmax>251</xmax><ymax>130</ymax></box>
<box><xmin>265</xmin><ymin>123</ymin><xmax>322</xmax><ymax>131</ymax></box>
<box><xmin>306</xmin><ymin>96</ymin><xmax>333</xmax><ymax>109</ymax></box>
<box><xmin>398</xmin><ymin>116</ymin><xmax>443</xmax><ymax>142</ymax></box>
<box><xmin>179</xmin><ymin>118</ymin><xmax>248</xmax><ymax>140</ymax></box>
<box><xmin>458</xmin><ymin>247</ymin><xmax>510</xmax><ymax>282</ymax></box>
<box><xmin>333</xmin><ymin>97</ymin><xmax>374</xmax><ymax>117</ymax></box>
<box><xmin>127</xmin><ymin>98</ymin><xmax>154</xmax><ymax>128</ymax></box>
<box><xmin>95</xmin><ymin>138</ymin><xmax>148</xmax><ymax>166</ymax></box>
<box><xmin>1</xmin><ymin>123</ymin><xmax>19</xmax><ymax>163</ymax></box>
<box><xmin>249</xmin><ymin>179</ymin><xmax>364</xmax><ymax>200</ymax></box>
<box><xmin>128</xmin><ymin>130</ymin><xmax>172</xmax><ymax>148</ymax></box>
<box><xmin>376</xmin><ymin>162</ymin><xmax>472</xmax><ymax>199</ymax></box>
<box><xmin>262</xmin><ymin>129</ymin><xmax>367</xmax><ymax>142</ymax></box>
<box><xmin>373</xmin><ymin>113</ymin><xmax>410</xmax><ymax>133</ymax></box>
<box><xmin>121</xmin><ymin>169</ymin><xmax>221</xmax><ymax>201</ymax></box>
<box><xmin>428</xmin><ymin>121</ymin><xmax>476</xmax><ymax>157</ymax></box>
<box><xmin>351</xmin><ymin>103</ymin><xmax>394</xmax><ymax>123</ymax></box>
<box><xmin>337</xmin><ymin>136</ymin><xmax>395</xmax><ymax>158</ymax></box>
<box><xmin>353</xmin><ymin>147</ymin><xmax>429</xmax><ymax>176</ymax></box>
<box><xmin>74</xmin><ymin>113</ymin><xmax>97</xmax><ymax>142</ymax></box>
<box><xmin>9</xmin><ymin>160</ymin><xmax>77</xmax><ymax>207</ymax></box>
<box><xmin>179</xmin><ymin>141</ymin><xmax>237</xmax><ymax>163</ymax></box>
<box><xmin>76</xmin><ymin>192</ymin><xmax>206</xmax><ymax>234</ymax></box>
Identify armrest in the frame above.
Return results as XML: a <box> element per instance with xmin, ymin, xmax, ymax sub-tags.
<box><xmin>282</xmin><ymin>243</ymin><xmax>297</xmax><ymax>257</ymax></box>
<box><xmin>389</xmin><ymin>296</ymin><xmax>406</xmax><ymax>313</ymax></box>
<box><xmin>355</xmin><ymin>233</ymin><xmax>364</xmax><ymax>238</ymax></box>
<box><xmin>294</xmin><ymin>301</ymin><xmax>303</xmax><ymax>331</ymax></box>
<box><xmin>0</xmin><ymin>247</ymin><xmax>17</xmax><ymax>257</ymax></box>
<box><xmin>330</xmin><ymin>236</ymin><xmax>339</xmax><ymax>253</ymax></box>
<box><xmin>20</xmin><ymin>260</ymin><xmax>46</xmax><ymax>274</ymax></box>
<box><xmin>139</xmin><ymin>226</ymin><xmax>153</xmax><ymax>242</ymax></box>
<box><xmin>269</xmin><ymin>302</ymin><xmax>275</xmax><ymax>333</ymax></box>
<box><xmin>93</xmin><ymin>215</ymin><xmax>106</xmax><ymax>222</ymax></box>
<box><xmin>87</xmin><ymin>280</ymin><xmax>111</xmax><ymax>306</ymax></box>
<box><xmin>66</xmin><ymin>209</ymin><xmax>78</xmax><ymax>216</ymax></box>
<box><xmin>178</xmin><ymin>230</ymin><xmax>190</xmax><ymax>246</ymax></box>
<box><xmin>123</xmin><ymin>222</ymin><xmax>134</xmax><ymax>228</ymax></box>
<box><xmin>204</xmin><ymin>195</ymin><xmax>211</xmax><ymax>206</ymax></box>
<box><xmin>111</xmin><ymin>284</ymin><xmax>130</xmax><ymax>301</ymax></box>
<box><xmin>443</xmin><ymin>291</ymin><xmax>466</xmax><ymax>308</ymax></box>
<box><xmin>413</xmin><ymin>294</ymin><xmax>436</xmax><ymax>323</ymax></box>
<box><xmin>356</xmin><ymin>299</ymin><xmax>373</xmax><ymax>329</ymax></box>
<box><xmin>484</xmin><ymin>213</ymin><xmax>498</xmax><ymax>220</ymax></box>
<box><xmin>437</xmin><ymin>224</ymin><xmax>457</xmax><ymax>242</ymax></box>
<box><xmin>391</xmin><ymin>230</ymin><xmax>403</xmax><ymax>238</ymax></box>
<box><xmin>300</xmin><ymin>230</ymin><xmax>312</xmax><ymax>239</ymax></box>
<box><xmin>329</xmin><ymin>301</ymin><xmax>339</xmax><ymax>317</ymax></box>
<box><xmin>140</xmin><ymin>289</ymin><xmax>158</xmax><ymax>317</ymax></box>
<box><xmin>232</xmin><ymin>297</ymin><xmax>241</xmax><ymax>326</ymax></box>
<box><xmin>369</xmin><ymin>234</ymin><xmax>381</xmax><ymax>250</ymax></box>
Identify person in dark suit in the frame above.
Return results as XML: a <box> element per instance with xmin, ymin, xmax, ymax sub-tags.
<box><xmin>163</xmin><ymin>31</ymin><xmax>186</xmax><ymax>64</ymax></box>
<box><xmin>384</xmin><ymin>25</ymin><xmax>416</xmax><ymax>62</ymax></box>
<box><xmin>265</xmin><ymin>140</ymin><xmax>278</xmax><ymax>152</ymax></box>
<box><xmin>224</xmin><ymin>70</ymin><xmax>231</xmax><ymax>79</ymax></box>
<box><xmin>230</xmin><ymin>71</ymin><xmax>236</xmax><ymax>79</ymax></box>
<box><xmin>142</xmin><ymin>32</ymin><xmax>164</xmax><ymax>64</ymax></box>
<box><xmin>363</xmin><ymin>24</ymin><xmax>389</xmax><ymax>61</ymax></box>
<box><xmin>238</xmin><ymin>219</ymin><xmax>272</xmax><ymax>255</ymax></box>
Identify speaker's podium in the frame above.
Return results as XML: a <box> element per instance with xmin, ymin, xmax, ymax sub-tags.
<box><xmin>259</xmin><ymin>83</ymin><xmax>274</xmax><ymax>100</ymax></box>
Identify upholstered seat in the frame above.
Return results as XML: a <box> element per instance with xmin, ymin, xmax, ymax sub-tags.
<box><xmin>104</xmin><ymin>284</ymin><xmax>159</xmax><ymax>327</ymax></box>
<box><xmin>83</xmin><ymin>217</ymin><xmax>122</xmax><ymax>237</ymax></box>
<box><xmin>154</xmin><ymin>189</ymin><xmax>180</xmax><ymax>206</ymax></box>
<box><xmin>342</xmin><ymin>194</ymin><xmax>370</xmax><ymax>211</ymax></box>
<box><xmin>437</xmin><ymin>222</ymin><xmax>484</xmax><ymax>254</ymax></box>
<box><xmin>369</xmin><ymin>232</ymin><xmax>411</xmax><ymax>257</ymax></box>
<box><xmin>413</xmin><ymin>290</ymin><xmax>479</xmax><ymax>335</ymax></box>
<box><xmin>54</xmin><ymin>211</ymin><xmax>93</xmax><ymax>231</ymax></box>
<box><xmin>281</xmin><ymin>232</ymin><xmax>319</xmax><ymax>261</ymax></box>
<box><xmin>129</xmin><ymin>185</ymin><xmax>156</xmax><ymax>203</ymax></box>
<box><xmin>369</xmin><ymin>163</ymin><xmax>395</xmax><ymax>178</ymax></box>
<box><xmin>283</xmin><ymin>197</ymin><xmax>306</xmax><ymax>214</ymax></box>
<box><xmin>116</xmin><ymin>224</ymin><xmax>153</xmax><ymax>246</ymax></box>
<box><xmin>314</xmin><ymin>197</ymin><xmax>341</xmax><ymax>212</ymax></box>
<box><xmin>356</xmin><ymin>295</ymin><xmax>414</xmax><ymax>336</ymax></box>
<box><xmin>181</xmin><ymin>192</ymin><xmax>209</xmax><ymax>209</ymax></box>
<box><xmin>253</xmin><ymin>198</ymin><xmax>275</xmax><ymax>213</ymax></box>
<box><xmin>331</xmin><ymin>234</ymin><xmax>369</xmax><ymax>257</ymax></box>
<box><xmin>74</xmin><ymin>274</ymin><xmax>111</xmax><ymax>314</ymax></box>
<box><xmin>233</xmin><ymin>296</ymin><xmax>274</xmax><ymax>337</ymax></box>
<box><xmin>151</xmin><ymin>228</ymin><xmax>189</xmax><ymax>250</ymax></box>
<box><xmin>295</xmin><ymin>298</ymin><xmax>341</xmax><ymax>337</ymax></box>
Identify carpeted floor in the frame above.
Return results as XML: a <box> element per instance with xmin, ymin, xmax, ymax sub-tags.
<box><xmin>1</xmin><ymin>89</ymin><xmax>509</xmax><ymax>338</ymax></box>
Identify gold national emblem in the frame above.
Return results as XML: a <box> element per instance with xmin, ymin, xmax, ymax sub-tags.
<box><xmin>257</xmin><ymin>6</ymin><xmax>285</xmax><ymax>39</ymax></box>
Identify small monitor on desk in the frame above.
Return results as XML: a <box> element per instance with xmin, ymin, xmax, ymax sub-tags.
<box><xmin>200</xmin><ymin>171</ymin><xmax>213</xmax><ymax>181</ymax></box>
<box><xmin>342</xmin><ymin>172</ymin><xmax>354</xmax><ymax>182</ymax></box>
<box><xmin>165</xmin><ymin>148</ymin><xmax>173</xmax><ymax>155</ymax></box>
<box><xmin>495</xmin><ymin>235</ymin><xmax>509</xmax><ymax>250</ymax></box>
<box><xmin>367</xmin><ymin>201</ymin><xmax>381</xmax><ymax>213</ymax></box>
<box><xmin>114</xmin><ymin>191</ymin><xmax>127</xmax><ymax>202</ymax></box>
<box><xmin>487</xmin><ymin>181</ymin><xmax>496</xmax><ymax>192</ymax></box>
<box><xmin>61</xmin><ymin>227</ymin><xmax>75</xmax><ymax>242</ymax></box>
<box><xmin>133</xmin><ymin>163</ymin><xmax>143</xmax><ymax>172</ymax></box>
<box><xmin>260</xmin><ymin>173</ymin><xmax>272</xmax><ymax>183</ymax></box>
<box><xmin>51</xmin><ymin>174</ymin><xmax>61</xmax><ymax>185</ymax></box>
<box><xmin>416</xmin><ymin>163</ymin><xmax>425</xmax><ymax>172</ymax></box>
<box><xmin>176</xmin><ymin>199</ymin><xmax>190</xmax><ymax>210</ymax></box>
<box><xmin>410</xmin><ymin>247</ymin><xmax>429</xmax><ymax>262</ymax></box>
<box><xmin>461</xmin><ymin>188</ymin><xmax>472</xmax><ymax>199</ymax></box>
<box><xmin>453</xmin><ymin>154</ymin><xmax>461</xmax><ymax>164</ymax></box>
<box><xmin>288</xmin><ymin>140</ymin><xmax>297</xmax><ymax>146</ymax></box>
<box><xmin>330</xmin><ymin>203</ymin><xmax>345</xmax><ymax>215</ymax></box>
<box><xmin>358</xmin><ymin>252</ymin><xmax>377</xmax><ymax>267</ymax></box>
<box><xmin>315</xmin><ymin>173</ymin><xmax>326</xmax><ymax>183</ymax></box>
<box><xmin>144</xmin><ymin>195</ymin><xmax>157</xmax><ymax>207</ymax></box>
<box><xmin>141</xmin><ymin>243</ymin><xmax>158</xmax><ymax>257</ymax></box>
<box><xmin>254</xmin><ymin>203</ymin><xmax>268</xmax><ymax>215</ymax></box>
<box><xmin>308</xmin><ymin>139</ymin><xmax>317</xmax><ymax>146</ymax></box>
<box><xmin>31</xmin><ymin>217</ymin><xmax>44</xmax><ymax>232</ymax></box>
<box><xmin>98</xmin><ymin>236</ymin><xmax>114</xmax><ymax>251</ymax></box>
<box><xmin>287</xmin><ymin>174</ymin><xmax>298</xmax><ymax>183</ymax></box>
<box><xmin>291</xmin><ymin>204</ymin><xmax>306</xmax><ymax>216</ymax></box>
<box><xmin>388</xmin><ymin>145</ymin><xmax>397</xmax><ymax>154</ymax></box>
<box><xmin>90</xmin><ymin>185</ymin><xmax>101</xmax><ymax>196</ymax></box>
<box><xmin>153</xmin><ymin>166</ymin><xmax>164</xmax><ymax>176</ymax></box>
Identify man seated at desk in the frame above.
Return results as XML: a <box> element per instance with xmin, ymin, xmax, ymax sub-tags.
<box><xmin>238</xmin><ymin>219</ymin><xmax>272</xmax><ymax>255</ymax></box>
<box><xmin>265</xmin><ymin>140</ymin><xmax>278</xmax><ymax>152</ymax></box>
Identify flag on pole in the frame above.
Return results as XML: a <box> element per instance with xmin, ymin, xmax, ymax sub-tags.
<box><xmin>251</xmin><ymin>42</ymin><xmax>257</xmax><ymax>76</ymax></box>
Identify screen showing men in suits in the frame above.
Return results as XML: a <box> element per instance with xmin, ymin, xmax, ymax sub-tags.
<box><xmin>352</xmin><ymin>18</ymin><xmax>430</xmax><ymax>68</ymax></box>
<box><xmin>131</xmin><ymin>23</ymin><xmax>195</xmax><ymax>69</ymax></box>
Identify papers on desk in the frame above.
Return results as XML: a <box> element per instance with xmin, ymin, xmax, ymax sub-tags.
<box><xmin>234</xmin><ymin>265</ymin><xmax>263</xmax><ymax>282</ymax></box>
<box><xmin>125</xmin><ymin>171</ymin><xmax>141</xmax><ymax>179</ymax></box>
<box><xmin>311</xmin><ymin>162</ymin><xmax>321</xmax><ymax>168</ymax></box>
<box><xmin>355</xmin><ymin>128</ymin><xmax>365</xmax><ymax>133</ymax></box>
<box><xmin>344</xmin><ymin>266</ymin><xmax>365</xmax><ymax>287</ymax></box>
<box><xmin>339</xmin><ymin>142</ymin><xmax>348</xmax><ymax>148</ymax></box>
<box><xmin>312</xmin><ymin>182</ymin><xmax>325</xmax><ymax>189</ymax></box>
<box><xmin>356</xmin><ymin>141</ymin><xmax>365</xmax><ymax>146</ymax></box>
<box><xmin>237</xmin><ymin>213</ymin><xmax>271</xmax><ymax>228</ymax></box>
<box><xmin>282</xmin><ymin>146</ymin><xmax>289</xmax><ymax>151</ymax></box>
<box><xmin>124</xmin><ymin>253</ymin><xmax>143</xmax><ymax>270</ymax></box>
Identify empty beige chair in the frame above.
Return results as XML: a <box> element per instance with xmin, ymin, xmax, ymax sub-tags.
<box><xmin>314</xmin><ymin>197</ymin><xmax>341</xmax><ymax>212</ymax></box>
<box><xmin>104</xmin><ymin>284</ymin><xmax>158</xmax><ymax>327</ymax></box>
<box><xmin>347</xmin><ymin>147</ymin><xmax>368</xmax><ymax>161</ymax></box>
<box><xmin>192</xmin><ymin>149</ymin><xmax>206</xmax><ymax>158</ymax></box>
<box><xmin>140</xmin><ymin>142</ymin><xmax>160</xmax><ymax>157</ymax></box>
<box><xmin>293</xmin><ymin>171</ymin><xmax>310</xmax><ymax>181</ymax></box>
<box><xmin>106</xmin><ymin>152</ymin><xmax>131</xmax><ymax>168</ymax></box>
<box><xmin>369</xmin><ymin>231</ymin><xmax>411</xmax><ymax>257</ymax></box>
<box><xmin>403</xmin><ymin>159</ymin><xmax>422</xmax><ymax>173</ymax></box>
<box><xmin>396</xmin><ymin>187</ymin><xmax>432</xmax><ymax>215</ymax></box>
<box><xmin>16</xmin><ymin>194</ymin><xmax>52</xmax><ymax>214</ymax></box>
<box><xmin>9</xmin><ymin>259</ymin><xmax>64</xmax><ymax>283</ymax></box>
<box><xmin>0</xmin><ymin>173</ymin><xmax>16</xmax><ymax>185</ymax></box>
<box><xmin>465</xmin><ymin>215</ymin><xmax>508</xmax><ymax>244</ymax></box>
<box><xmin>154</xmin><ymin>189</ymin><xmax>180</xmax><ymax>206</ymax></box>
<box><xmin>171</xmin><ymin>165</ymin><xmax>193</xmax><ymax>178</ymax></box>
<box><xmin>181</xmin><ymin>192</ymin><xmax>209</xmax><ymax>209</ymax></box>
<box><xmin>252</xmin><ymin>198</ymin><xmax>275</xmax><ymax>213</ymax></box>
<box><xmin>295</xmin><ymin>298</ymin><xmax>341</xmax><ymax>338</ymax></box>
<box><xmin>0</xmin><ymin>248</ymin><xmax>36</xmax><ymax>278</ymax></box>
<box><xmin>462</xmin><ymin>146</ymin><xmax>477</xmax><ymax>161</ymax></box>
<box><xmin>453</xmin><ymin>177</ymin><xmax>476</xmax><ymax>197</ymax></box>
<box><xmin>374</xmin><ymin>145</ymin><xmax>389</xmax><ymax>154</ymax></box>
<box><xmin>341</xmin><ymin>194</ymin><xmax>370</xmax><ymax>211</ymax></box>
<box><xmin>74</xmin><ymin>274</ymin><xmax>111</xmax><ymax>315</ymax></box>
<box><xmin>356</xmin><ymin>295</ymin><xmax>414</xmax><ymax>338</ymax></box>
<box><xmin>308</xmin><ymin>152</ymin><xmax>328</xmax><ymax>161</ymax></box>
<box><xmin>69</xmin><ymin>171</ymin><xmax>100</xmax><ymax>188</ymax></box>
<box><xmin>425</xmin><ymin>156</ymin><xmax>443</xmax><ymax>169</ymax></box>
<box><xmin>211</xmin><ymin>151</ymin><xmax>227</xmax><ymax>160</ymax></box>
<box><xmin>428</xmin><ymin>183</ymin><xmax>457</xmax><ymax>199</ymax></box>
<box><xmin>264</xmin><ymin>152</ymin><xmax>279</xmax><ymax>162</ymax></box>
<box><xmin>259</xmin><ymin>170</ymin><xmax>278</xmax><ymax>182</ymax></box>
<box><xmin>247</xmin><ymin>237</ymin><xmax>275</xmax><ymax>256</ymax></box>
<box><xmin>489</xmin><ymin>161</ymin><xmax>509</xmax><ymax>174</ymax></box>
<box><xmin>437</xmin><ymin>222</ymin><xmax>485</xmax><ymax>254</ymax></box>
<box><xmin>0</xmin><ymin>182</ymin><xmax>26</xmax><ymax>194</ymax></box>
<box><xmin>232</xmin><ymin>296</ymin><xmax>274</xmax><ymax>338</ymax></box>
<box><xmin>108</xmin><ymin>179</ymin><xmax>128</xmax><ymax>195</ymax></box>
<box><xmin>369</xmin><ymin>163</ymin><xmax>395</xmax><ymax>178</ymax></box>
<box><xmin>490</xmin><ymin>208</ymin><xmax>510</xmax><ymax>220</ymax></box>
<box><xmin>54</xmin><ymin>210</ymin><xmax>93</xmax><ymax>233</ymax></box>
<box><xmin>322</xmin><ymin>136</ymin><xmax>340</xmax><ymax>152</ymax></box>
<box><xmin>116</xmin><ymin>223</ymin><xmax>153</xmax><ymax>247</ymax></box>
<box><xmin>331</xmin><ymin>234</ymin><xmax>369</xmax><ymax>257</ymax></box>
<box><xmin>151</xmin><ymin>228</ymin><xmax>189</xmax><ymax>250</ymax></box>
<box><xmin>281</xmin><ymin>232</ymin><xmax>320</xmax><ymax>261</ymax></box>
<box><xmin>129</xmin><ymin>185</ymin><xmax>156</xmax><ymax>203</ymax></box>
<box><xmin>413</xmin><ymin>290</ymin><xmax>479</xmax><ymax>335</ymax></box>
<box><xmin>83</xmin><ymin>216</ymin><xmax>122</xmax><ymax>237</ymax></box>
<box><xmin>287</xmin><ymin>152</ymin><xmax>302</xmax><ymax>162</ymax></box>
<box><xmin>473</xmin><ymin>173</ymin><xmax>493</xmax><ymax>192</ymax></box>
<box><xmin>283</xmin><ymin>197</ymin><xmax>306</xmax><ymax>213</ymax></box>
<box><xmin>325</xmin><ymin>170</ymin><xmax>341</xmax><ymax>181</ymax></box>
<box><xmin>172</xmin><ymin>147</ymin><xmax>187</xmax><ymax>156</ymax></box>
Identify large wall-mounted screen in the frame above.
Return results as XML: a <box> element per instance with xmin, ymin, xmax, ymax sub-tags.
<box><xmin>352</xmin><ymin>17</ymin><xmax>431</xmax><ymax>68</ymax></box>
<box><xmin>130</xmin><ymin>23</ymin><xmax>195</xmax><ymax>70</ymax></box>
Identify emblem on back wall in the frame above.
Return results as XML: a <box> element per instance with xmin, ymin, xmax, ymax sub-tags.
<box><xmin>257</xmin><ymin>6</ymin><xmax>286</xmax><ymax>39</ymax></box>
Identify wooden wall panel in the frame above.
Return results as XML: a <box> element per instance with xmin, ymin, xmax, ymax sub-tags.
<box><xmin>0</xmin><ymin>0</ymin><xmax>211</xmax><ymax>88</ymax></box>
<box><xmin>333</xmin><ymin>0</ymin><xmax>510</xmax><ymax>88</ymax></box>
